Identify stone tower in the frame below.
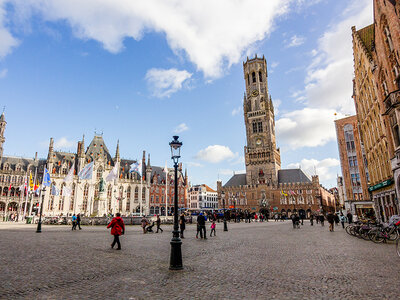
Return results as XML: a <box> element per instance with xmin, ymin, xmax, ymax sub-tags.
<box><xmin>243</xmin><ymin>55</ymin><xmax>281</xmax><ymax>185</ymax></box>
<box><xmin>0</xmin><ymin>112</ymin><xmax>6</xmax><ymax>162</ymax></box>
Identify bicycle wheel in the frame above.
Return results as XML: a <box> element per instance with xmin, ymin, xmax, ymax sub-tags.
<box><xmin>345</xmin><ymin>225</ymin><xmax>353</xmax><ymax>235</ymax></box>
<box><xmin>388</xmin><ymin>229</ymin><xmax>399</xmax><ymax>241</ymax></box>
<box><xmin>369</xmin><ymin>231</ymin><xmax>384</xmax><ymax>243</ymax></box>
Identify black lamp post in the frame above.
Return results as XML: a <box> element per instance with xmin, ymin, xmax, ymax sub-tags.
<box><xmin>36</xmin><ymin>187</ymin><xmax>46</xmax><ymax>233</ymax></box>
<box><xmin>222</xmin><ymin>191</ymin><xmax>228</xmax><ymax>231</ymax></box>
<box><xmin>169</xmin><ymin>136</ymin><xmax>183</xmax><ymax>270</ymax></box>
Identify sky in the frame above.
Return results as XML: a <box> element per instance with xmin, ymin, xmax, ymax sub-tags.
<box><xmin>0</xmin><ymin>0</ymin><xmax>374</xmax><ymax>189</ymax></box>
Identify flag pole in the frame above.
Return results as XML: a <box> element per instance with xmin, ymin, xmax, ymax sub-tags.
<box><xmin>23</xmin><ymin>172</ymin><xmax>28</xmax><ymax>219</ymax></box>
<box><xmin>165</xmin><ymin>167</ymin><xmax>168</xmax><ymax>218</ymax></box>
<box><xmin>140</xmin><ymin>176</ymin><xmax>143</xmax><ymax>216</ymax></box>
<box><xmin>29</xmin><ymin>166</ymin><xmax>38</xmax><ymax>217</ymax></box>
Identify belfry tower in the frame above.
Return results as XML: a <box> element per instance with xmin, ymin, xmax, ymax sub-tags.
<box><xmin>243</xmin><ymin>55</ymin><xmax>281</xmax><ymax>185</ymax></box>
<box><xmin>0</xmin><ymin>112</ymin><xmax>6</xmax><ymax>162</ymax></box>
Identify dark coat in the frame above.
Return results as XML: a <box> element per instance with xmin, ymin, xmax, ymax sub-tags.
<box><xmin>197</xmin><ymin>215</ymin><xmax>205</xmax><ymax>226</ymax></box>
<box><xmin>107</xmin><ymin>217</ymin><xmax>125</xmax><ymax>236</ymax></box>
<box><xmin>179</xmin><ymin>215</ymin><xmax>186</xmax><ymax>230</ymax></box>
<box><xmin>327</xmin><ymin>214</ymin><xmax>335</xmax><ymax>224</ymax></box>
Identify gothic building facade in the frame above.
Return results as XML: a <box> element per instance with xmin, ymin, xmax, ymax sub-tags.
<box><xmin>217</xmin><ymin>56</ymin><xmax>335</xmax><ymax>217</ymax></box>
<box><xmin>0</xmin><ymin>113</ymin><xmax>188</xmax><ymax>219</ymax></box>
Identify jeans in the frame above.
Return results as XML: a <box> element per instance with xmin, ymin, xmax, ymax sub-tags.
<box><xmin>199</xmin><ymin>225</ymin><xmax>206</xmax><ymax>238</ymax></box>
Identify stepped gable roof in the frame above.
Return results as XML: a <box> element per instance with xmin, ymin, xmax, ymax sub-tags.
<box><xmin>150</xmin><ymin>166</ymin><xmax>186</xmax><ymax>184</ymax></box>
<box><xmin>353</xmin><ymin>24</ymin><xmax>375</xmax><ymax>60</ymax></box>
<box><xmin>223</xmin><ymin>173</ymin><xmax>247</xmax><ymax>187</ymax></box>
<box><xmin>85</xmin><ymin>135</ymin><xmax>112</xmax><ymax>163</ymax></box>
<box><xmin>278</xmin><ymin>169</ymin><xmax>311</xmax><ymax>184</ymax></box>
<box><xmin>2</xmin><ymin>156</ymin><xmax>46</xmax><ymax>171</ymax></box>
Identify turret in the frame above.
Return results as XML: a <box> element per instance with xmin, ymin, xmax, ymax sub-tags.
<box><xmin>146</xmin><ymin>153</ymin><xmax>152</xmax><ymax>185</ymax></box>
<box><xmin>78</xmin><ymin>135</ymin><xmax>86</xmax><ymax>173</ymax></box>
<box><xmin>0</xmin><ymin>112</ymin><xmax>6</xmax><ymax>163</ymax></box>
<box><xmin>115</xmin><ymin>139</ymin><xmax>120</xmax><ymax>162</ymax></box>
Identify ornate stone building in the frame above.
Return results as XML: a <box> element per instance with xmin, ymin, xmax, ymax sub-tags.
<box><xmin>217</xmin><ymin>56</ymin><xmax>335</xmax><ymax>217</ymax></box>
<box><xmin>0</xmin><ymin>112</ymin><xmax>188</xmax><ymax>218</ymax></box>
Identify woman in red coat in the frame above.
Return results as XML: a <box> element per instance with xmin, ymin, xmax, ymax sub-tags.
<box><xmin>107</xmin><ymin>213</ymin><xmax>125</xmax><ymax>250</ymax></box>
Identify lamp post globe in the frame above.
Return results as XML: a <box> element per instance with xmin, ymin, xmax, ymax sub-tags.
<box><xmin>169</xmin><ymin>136</ymin><xmax>183</xmax><ymax>270</ymax></box>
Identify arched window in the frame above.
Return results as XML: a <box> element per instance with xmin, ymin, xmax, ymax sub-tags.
<box><xmin>94</xmin><ymin>183</ymin><xmax>100</xmax><ymax>198</ymax></box>
<box><xmin>252</xmin><ymin>72</ymin><xmax>256</xmax><ymax>83</ymax></box>
<box><xmin>126</xmin><ymin>187</ymin><xmax>131</xmax><ymax>212</ymax></box>
<box><xmin>119</xmin><ymin>186</ymin><xmax>124</xmax><ymax>212</ymax></box>
<box><xmin>69</xmin><ymin>183</ymin><xmax>76</xmax><ymax>211</ymax></box>
<box><xmin>2</xmin><ymin>187</ymin><xmax>8</xmax><ymax>196</ymax></box>
<box><xmin>134</xmin><ymin>187</ymin><xmax>139</xmax><ymax>203</ymax></box>
<box><xmin>107</xmin><ymin>185</ymin><xmax>112</xmax><ymax>212</ymax></box>
<box><xmin>97</xmin><ymin>166</ymin><xmax>103</xmax><ymax>179</ymax></box>
<box><xmin>247</xmin><ymin>74</ymin><xmax>250</xmax><ymax>85</ymax></box>
<box><xmin>10</xmin><ymin>187</ymin><xmax>15</xmax><ymax>197</ymax></box>
<box><xmin>259</xmin><ymin>71</ymin><xmax>262</xmax><ymax>82</ymax></box>
<box><xmin>142</xmin><ymin>187</ymin><xmax>146</xmax><ymax>202</ymax></box>
<box><xmin>16</xmin><ymin>164</ymin><xmax>22</xmax><ymax>172</ymax></box>
<box><xmin>82</xmin><ymin>184</ymin><xmax>89</xmax><ymax>212</ymax></box>
<box><xmin>3</xmin><ymin>163</ymin><xmax>9</xmax><ymax>171</ymax></box>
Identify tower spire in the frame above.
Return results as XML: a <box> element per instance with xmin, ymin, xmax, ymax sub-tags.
<box><xmin>0</xmin><ymin>111</ymin><xmax>6</xmax><ymax>163</ymax></box>
<box><xmin>115</xmin><ymin>139</ymin><xmax>120</xmax><ymax>160</ymax></box>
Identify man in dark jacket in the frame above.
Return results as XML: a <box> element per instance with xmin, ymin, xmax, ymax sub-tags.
<box><xmin>77</xmin><ymin>213</ymin><xmax>82</xmax><ymax>230</ymax></box>
<box><xmin>197</xmin><ymin>213</ymin><xmax>207</xmax><ymax>239</ymax></box>
<box><xmin>327</xmin><ymin>212</ymin><xmax>335</xmax><ymax>232</ymax></box>
<box><xmin>346</xmin><ymin>211</ymin><xmax>353</xmax><ymax>224</ymax></box>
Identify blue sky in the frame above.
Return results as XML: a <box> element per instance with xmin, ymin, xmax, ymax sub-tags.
<box><xmin>0</xmin><ymin>0</ymin><xmax>373</xmax><ymax>189</ymax></box>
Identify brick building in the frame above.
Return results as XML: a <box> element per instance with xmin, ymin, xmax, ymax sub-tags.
<box><xmin>334</xmin><ymin>116</ymin><xmax>373</xmax><ymax>217</ymax></box>
<box><xmin>217</xmin><ymin>55</ymin><xmax>335</xmax><ymax>218</ymax></box>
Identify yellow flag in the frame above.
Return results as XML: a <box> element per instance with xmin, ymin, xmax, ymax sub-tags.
<box><xmin>29</xmin><ymin>172</ymin><xmax>34</xmax><ymax>190</ymax></box>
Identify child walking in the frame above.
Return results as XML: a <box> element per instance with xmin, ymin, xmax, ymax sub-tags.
<box><xmin>210</xmin><ymin>220</ymin><xmax>216</xmax><ymax>237</ymax></box>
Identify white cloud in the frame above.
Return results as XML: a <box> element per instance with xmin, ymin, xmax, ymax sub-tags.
<box><xmin>6</xmin><ymin>0</ymin><xmax>320</xmax><ymax>78</ymax></box>
<box><xmin>303</xmin><ymin>0</ymin><xmax>372</xmax><ymax>114</ymax></box>
<box><xmin>145</xmin><ymin>68</ymin><xmax>192</xmax><ymax>98</ymax></box>
<box><xmin>276</xmin><ymin>108</ymin><xmax>345</xmax><ymax>149</ymax></box>
<box><xmin>185</xmin><ymin>161</ymin><xmax>203</xmax><ymax>168</ymax></box>
<box><xmin>271</xmin><ymin>61</ymin><xmax>279</xmax><ymax>69</ymax></box>
<box><xmin>272</xmin><ymin>99</ymin><xmax>281</xmax><ymax>116</ymax></box>
<box><xmin>0</xmin><ymin>2</ymin><xmax>19</xmax><ymax>59</ymax></box>
<box><xmin>0</xmin><ymin>68</ymin><xmax>7</xmax><ymax>78</ymax></box>
<box><xmin>287</xmin><ymin>157</ymin><xmax>340</xmax><ymax>184</ymax></box>
<box><xmin>286</xmin><ymin>34</ymin><xmax>305</xmax><ymax>48</ymax></box>
<box><xmin>219</xmin><ymin>169</ymin><xmax>234</xmax><ymax>176</ymax></box>
<box><xmin>174</xmin><ymin>123</ymin><xmax>189</xmax><ymax>133</ymax></box>
<box><xmin>195</xmin><ymin>145</ymin><xmax>237</xmax><ymax>163</ymax></box>
<box><xmin>231</xmin><ymin>106</ymin><xmax>242</xmax><ymax>116</ymax></box>
<box><xmin>54</xmin><ymin>137</ymin><xmax>75</xmax><ymax>149</ymax></box>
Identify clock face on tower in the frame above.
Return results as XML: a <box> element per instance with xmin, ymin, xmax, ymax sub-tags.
<box><xmin>256</xmin><ymin>138</ymin><xmax>262</xmax><ymax>146</ymax></box>
<box><xmin>251</xmin><ymin>89</ymin><xmax>259</xmax><ymax>97</ymax></box>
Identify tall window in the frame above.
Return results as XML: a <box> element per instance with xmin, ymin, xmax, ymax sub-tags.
<box><xmin>252</xmin><ymin>72</ymin><xmax>256</xmax><ymax>83</ymax></box>
<box><xmin>70</xmin><ymin>183</ymin><xmax>75</xmax><ymax>211</ymax></box>
<box><xmin>83</xmin><ymin>184</ymin><xmax>89</xmax><ymax>212</ymax></box>
<box><xmin>257</xmin><ymin>122</ymin><xmax>263</xmax><ymax>132</ymax></box>
<box><xmin>126</xmin><ymin>186</ymin><xmax>131</xmax><ymax>212</ymax></box>
<box><xmin>134</xmin><ymin>187</ymin><xmax>139</xmax><ymax>203</ymax></box>
<box><xmin>259</xmin><ymin>71</ymin><xmax>262</xmax><ymax>82</ymax></box>
<box><xmin>97</xmin><ymin>167</ymin><xmax>103</xmax><ymax>179</ymax></box>
<box><xmin>252</xmin><ymin>122</ymin><xmax>257</xmax><ymax>133</ymax></box>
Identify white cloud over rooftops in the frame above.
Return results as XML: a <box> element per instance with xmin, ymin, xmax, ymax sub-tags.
<box><xmin>145</xmin><ymin>68</ymin><xmax>192</xmax><ymax>98</ymax></box>
<box><xmin>195</xmin><ymin>145</ymin><xmax>237</xmax><ymax>163</ymax></box>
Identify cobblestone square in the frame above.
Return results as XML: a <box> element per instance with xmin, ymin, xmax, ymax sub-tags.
<box><xmin>0</xmin><ymin>221</ymin><xmax>399</xmax><ymax>299</ymax></box>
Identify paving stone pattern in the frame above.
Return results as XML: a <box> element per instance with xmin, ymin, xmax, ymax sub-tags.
<box><xmin>0</xmin><ymin>221</ymin><xmax>399</xmax><ymax>299</ymax></box>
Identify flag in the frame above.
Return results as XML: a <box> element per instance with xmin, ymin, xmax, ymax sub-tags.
<box><xmin>51</xmin><ymin>185</ymin><xmax>60</xmax><ymax>196</ymax></box>
<box><xmin>18</xmin><ymin>184</ymin><xmax>24</xmax><ymax>191</ymax></box>
<box><xmin>43</xmin><ymin>168</ymin><xmax>51</xmax><ymax>187</ymax></box>
<box><xmin>34</xmin><ymin>180</ymin><xmax>40</xmax><ymax>191</ymax></box>
<box><xmin>78</xmin><ymin>162</ymin><xmax>94</xmax><ymax>180</ymax></box>
<box><xmin>63</xmin><ymin>186</ymin><xmax>72</xmax><ymax>197</ymax></box>
<box><xmin>64</xmin><ymin>163</ymin><xmax>75</xmax><ymax>183</ymax></box>
<box><xmin>29</xmin><ymin>172</ymin><xmax>34</xmax><ymax>191</ymax></box>
<box><xmin>281</xmin><ymin>189</ymin><xmax>288</xmax><ymax>197</ymax></box>
<box><xmin>106</xmin><ymin>162</ymin><xmax>119</xmax><ymax>182</ymax></box>
<box><xmin>35</xmin><ymin>188</ymin><xmax>40</xmax><ymax>196</ymax></box>
<box><xmin>129</xmin><ymin>161</ymin><xmax>142</xmax><ymax>176</ymax></box>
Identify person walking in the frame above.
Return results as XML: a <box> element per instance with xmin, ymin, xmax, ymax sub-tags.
<box><xmin>71</xmin><ymin>214</ymin><xmax>77</xmax><ymax>230</ymax></box>
<box><xmin>310</xmin><ymin>214</ymin><xmax>314</xmax><ymax>226</ymax></box>
<box><xmin>156</xmin><ymin>215</ymin><xmax>163</xmax><ymax>233</ymax></box>
<box><xmin>76</xmin><ymin>213</ymin><xmax>82</xmax><ymax>230</ymax></box>
<box><xmin>327</xmin><ymin>212</ymin><xmax>335</xmax><ymax>232</ymax></box>
<box><xmin>179</xmin><ymin>213</ymin><xmax>186</xmax><ymax>238</ymax></box>
<box><xmin>274</xmin><ymin>214</ymin><xmax>279</xmax><ymax>222</ymax></box>
<box><xmin>197</xmin><ymin>213</ymin><xmax>207</xmax><ymax>239</ymax></box>
<box><xmin>210</xmin><ymin>220</ymin><xmax>216</xmax><ymax>237</ymax></box>
<box><xmin>316</xmin><ymin>214</ymin><xmax>319</xmax><ymax>224</ymax></box>
<box><xmin>107</xmin><ymin>212</ymin><xmax>125</xmax><ymax>250</ymax></box>
<box><xmin>320</xmin><ymin>214</ymin><xmax>325</xmax><ymax>226</ymax></box>
<box><xmin>346</xmin><ymin>211</ymin><xmax>353</xmax><ymax>224</ymax></box>
<box><xmin>141</xmin><ymin>216</ymin><xmax>148</xmax><ymax>234</ymax></box>
<box><xmin>340</xmin><ymin>213</ymin><xmax>346</xmax><ymax>229</ymax></box>
<box><xmin>334</xmin><ymin>213</ymin><xmax>339</xmax><ymax>227</ymax></box>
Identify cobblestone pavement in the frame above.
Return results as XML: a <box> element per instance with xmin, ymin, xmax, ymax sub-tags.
<box><xmin>0</xmin><ymin>220</ymin><xmax>399</xmax><ymax>299</ymax></box>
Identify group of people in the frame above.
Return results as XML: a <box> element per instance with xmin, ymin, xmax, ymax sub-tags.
<box><xmin>71</xmin><ymin>213</ymin><xmax>81</xmax><ymax>230</ymax></box>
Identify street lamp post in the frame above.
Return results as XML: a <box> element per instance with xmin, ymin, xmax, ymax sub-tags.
<box><xmin>169</xmin><ymin>136</ymin><xmax>183</xmax><ymax>270</ymax></box>
<box><xmin>36</xmin><ymin>187</ymin><xmax>46</xmax><ymax>233</ymax></box>
<box><xmin>222</xmin><ymin>191</ymin><xmax>228</xmax><ymax>231</ymax></box>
